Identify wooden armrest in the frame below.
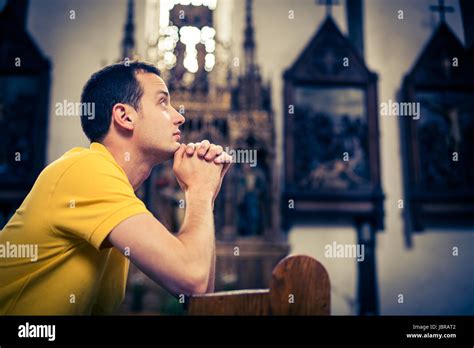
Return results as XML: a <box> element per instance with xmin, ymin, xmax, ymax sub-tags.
<box><xmin>187</xmin><ymin>289</ymin><xmax>271</xmax><ymax>315</ymax></box>
<box><xmin>187</xmin><ymin>254</ymin><xmax>330</xmax><ymax>315</ymax></box>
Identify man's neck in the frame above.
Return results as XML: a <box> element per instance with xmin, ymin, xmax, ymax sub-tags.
<box><xmin>101</xmin><ymin>140</ymin><xmax>154</xmax><ymax>191</ymax></box>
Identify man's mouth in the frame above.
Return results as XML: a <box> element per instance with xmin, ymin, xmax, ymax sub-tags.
<box><xmin>173</xmin><ymin>131</ymin><xmax>181</xmax><ymax>141</ymax></box>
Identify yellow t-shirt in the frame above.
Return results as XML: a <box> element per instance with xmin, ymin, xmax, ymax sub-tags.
<box><xmin>0</xmin><ymin>142</ymin><xmax>152</xmax><ymax>315</ymax></box>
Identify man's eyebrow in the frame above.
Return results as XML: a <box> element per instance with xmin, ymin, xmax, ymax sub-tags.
<box><xmin>156</xmin><ymin>90</ymin><xmax>169</xmax><ymax>98</ymax></box>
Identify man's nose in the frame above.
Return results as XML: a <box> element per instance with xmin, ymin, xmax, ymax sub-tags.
<box><xmin>173</xmin><ymin>108</ymin><xmax>185</xmax><ymax>126</ymax></box>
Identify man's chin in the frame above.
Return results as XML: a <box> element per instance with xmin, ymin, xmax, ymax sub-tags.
<box><xmin>149</xmin><ymin>143</ymin><xmax>180</xmax><ymax>164</ymax></box>
<box><xmin>172</xmin><ymin>141</ymin><xmax>181</xmax><ymax>152</ymax></box>
<box><xmin>164</xmin><ymin>142</ymin><xmax>181</xmax><ymax>161</ymax></box>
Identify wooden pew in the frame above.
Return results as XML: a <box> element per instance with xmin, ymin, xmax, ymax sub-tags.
<box><xmin>186</xmin><ymin>254</ymin><xmax>330</xmax><ymax>315</ymax></box>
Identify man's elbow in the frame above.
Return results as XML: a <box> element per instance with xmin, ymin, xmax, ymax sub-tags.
<box><xmin>188</xmin><ymin>280</ymin><xmax>208</xmax><ymax>295</ymax></box>
<box><xmin>180</xmin><ymin>268</ymin><xmax>209</xmax><ymax>295</ymax></box>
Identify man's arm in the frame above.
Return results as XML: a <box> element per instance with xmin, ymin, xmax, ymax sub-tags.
<box><xmin>174</xmin><ymin>187</ymin><xmax>215</xmax><ymax>294</ymax></box>
<box><xmin>106</xmin><ymin>214</ymin><xmax>206</xmax><ymax>296</ymax></box>
<box><xmin>206</xmin><ymin>246</ymin><xmax>216</xmax><ymax>292</ymax></box>
<box><xmin>177</xmin><ymin>140</ymin><xmax>230</xmax><ymax>293</ymax></box>
<box><xmin>106</xmin><ymin>144</ymin><xmax>230</xmax><ymax>296</ymax></box>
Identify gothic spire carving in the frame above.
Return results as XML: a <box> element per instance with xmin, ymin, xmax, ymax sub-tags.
<box><xmin>122</xmin><ymin>0</ymin><xmax>135</xmax><ymax>60</ymax></box>
<box><xmin>244</xmin><ymin>0</ymin><xmax>256</xmax><ymax>76</ymax></box>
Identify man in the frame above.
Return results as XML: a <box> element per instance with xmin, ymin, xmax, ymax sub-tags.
<box><xmin>0</xmin><ymin>62</ymin><xmax>232</xmax><ymax>315</ymax></box>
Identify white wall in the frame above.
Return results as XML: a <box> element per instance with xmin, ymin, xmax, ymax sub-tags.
<box><xmin>28</xmin><ymin>0</ymin><xmax>147</xmax><ymax>162</ymax></box>
<box><xmin>26</xmin><ymin>0</ymin><xmax>473</xmax><ymax>314</ymax></box>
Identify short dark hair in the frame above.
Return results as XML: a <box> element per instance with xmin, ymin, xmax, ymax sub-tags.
<box><xmin>80</xmin><ymin>61</ymin><xmax>161</xmax><ymax>142</ymax></box>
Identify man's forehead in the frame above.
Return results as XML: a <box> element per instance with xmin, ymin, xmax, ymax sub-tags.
<box><xmin>137</xmin><ymin>72</ymin><xmax>168</xmax><ymax>94</ymax></box>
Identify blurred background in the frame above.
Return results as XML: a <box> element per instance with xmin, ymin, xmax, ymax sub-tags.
<box><xmin>0</xmin><ymin>0</ymin><xmax>473</xmax><ymax>315</ymax></box>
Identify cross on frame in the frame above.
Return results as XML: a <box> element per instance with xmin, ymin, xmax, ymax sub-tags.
<box><xmin>322</xmin><ymin>50</ymin><xmax>336</xmax><ymax>74</ymax></box>
<box><xmin>430</xmin><ymin>0</ymin><xmax>454</xmax><ymax>23</ymax></box>
<box><xmin>316</xmin><ymin>0</ymin><xmax>340</xmax><ymax>17</ymax></box>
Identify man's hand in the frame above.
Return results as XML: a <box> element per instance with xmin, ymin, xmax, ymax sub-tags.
<box><xmin>173</xmin><ymin>140</ymin><xmax>232</xmax><ymax>203</ymax></box>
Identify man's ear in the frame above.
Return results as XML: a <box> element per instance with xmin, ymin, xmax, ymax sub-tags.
<box><xmin>111</xmin><ymin>103</ymin><xmax>135</xmax><ymax>131</ymax></box>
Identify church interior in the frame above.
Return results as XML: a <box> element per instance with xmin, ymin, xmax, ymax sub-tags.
<box><xmin>0</xmin><ymin>0</ymin><xmax>473</xmax><ymax>315</ymax></box>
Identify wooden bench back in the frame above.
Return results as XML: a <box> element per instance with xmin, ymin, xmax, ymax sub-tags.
<box><xmin>187</xmin><ymin>254</ymin><xmax>330</xmax><ymax>315</ymax></box>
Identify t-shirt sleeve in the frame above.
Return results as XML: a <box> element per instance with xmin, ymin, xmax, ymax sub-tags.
<box><xmin>49</xmin><ymin>154</ymin><xmax>153</xmax><ymax>250</ymax></box>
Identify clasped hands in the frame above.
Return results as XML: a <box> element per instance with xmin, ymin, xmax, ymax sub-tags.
<box><xmin>173</xmin><ymin>140</ymin><xmax>233</xmax><ymax>204</ymax></box>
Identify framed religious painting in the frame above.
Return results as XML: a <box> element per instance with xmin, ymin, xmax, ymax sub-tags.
<box><xmin>282</xmin><ymin>16</ymin><xmax>383</xmax><ymax>231</ymax></box>
<box><xmin>399</xmin><ymin>22</ymin><xmax>474</xmax><ymax>244</ymax></box>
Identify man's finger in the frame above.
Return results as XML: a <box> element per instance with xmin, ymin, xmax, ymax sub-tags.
<box><xmin>185</xmin><ymin>142</ymin><xmax>196</xmax><ymax>156</ymax></box>
<box><xmin>221</xmin><ymin>154</ymin><xmax>233</xmax><ymax>176</ymax></box>
<box><xmin>173</xmin><ymin>144</ymin><xmax>186</xmax><ymax>166</ymax></box>
<box><xmin>214</xmin><ymin>152</ymin><xmax>227</xmax><ymax>164</ymax></box>
<box><xmin>215</xmin><ymin>152</ymin><xmax>232</xmax><ymax>163</ymax></box>
<box><xmin>205</xmin><ymin>144</ymin><xmax>223</xmax><ymax>161</ymax></box>
<box><xmin>197</xmin><ymin>140</ymin><xmax>211</xmax><ymax>157</ymax></box>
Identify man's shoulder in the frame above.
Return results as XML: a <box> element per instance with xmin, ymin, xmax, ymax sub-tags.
<box><xmin>41</xmin><ymin>146</ymin><xmax>120</xmax><ymax>185</ymax></box>
<box><xmin>46</xmin><ymin>146</ymin><xmax>92</xmax><ymax>169</ymax></box>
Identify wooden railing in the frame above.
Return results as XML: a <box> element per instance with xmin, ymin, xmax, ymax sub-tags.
<box><xmin>186</xmin><ymin>255</ymin><xmax>330</xmax><ymax>315</ymax></box>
